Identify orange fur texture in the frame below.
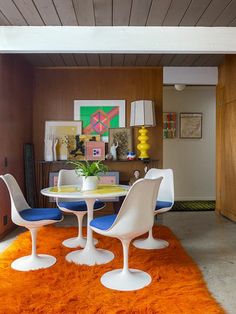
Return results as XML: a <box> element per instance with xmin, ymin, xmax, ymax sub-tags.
<box><xmin>0</xmin><ymin>226</ymin><xmax>225</xmax><ymax>314</ymax></box>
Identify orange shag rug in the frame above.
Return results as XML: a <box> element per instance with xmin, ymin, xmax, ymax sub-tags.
<box><xmin>0</xmin><ymin>226</ymin><xmax>225</xmax><ymax>314</ymax></box>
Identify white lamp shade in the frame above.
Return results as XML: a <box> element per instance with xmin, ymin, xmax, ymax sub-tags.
<box><xmin>130</xmin><ymin>100</ymin><xmax>156</xmax><ymax>127</ymax></box>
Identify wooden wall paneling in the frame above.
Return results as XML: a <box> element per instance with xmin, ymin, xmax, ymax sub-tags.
<box><xmin>0</xmin><ymin>55</ymin><xmax>33</xmax><ymax>236</ymax></box>
<box><xmin>216</xmin><ymin>55</ymin><xmax>236</xmax><ymax>222</ymax></box>
<box><xmin>32</xmin><ymin>67</ymin><xmax>163</xmax><ymax>164</ymax></box>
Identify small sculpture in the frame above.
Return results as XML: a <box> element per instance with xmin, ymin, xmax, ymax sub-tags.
<box><xmin>129</xmin><ymin>169</ymin><xmax>140</xmax><ymax>186</ymax></box>
<box><xmin>110</xmin><ymin>141</ymin><xmax>119</xmax><ymax>161</ymax></box>
<box><xmin>127</xmin><ymin>151</ymin><xmax>136</xmax><ymax>161</ymax></box>
<box><xmin>44</xmin><ymin>135</ymin><xmax>58</xmax><ymax>161</ymax></box>
<box><xmin>53</xmin><ymin>138</ymin><xmax>58</xmax><ymax>161</ymax></box>
<box><xmin>44</xmin><ymin>135</ymin><xmax>54</xmax><ymax>161</ymax></box>
<box><xmin>105</xmin><ymin>153</ymin><xmax>113</xmax><ymax>160</ymax></box>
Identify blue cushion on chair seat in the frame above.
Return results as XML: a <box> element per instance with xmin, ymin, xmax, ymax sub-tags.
<box><xmin>156</xmin><ymin>201</ymin><xmax>173</xmax><ymax>210</ymax></box>
<box><xmin>90</xmin><ymin>214</ymin><xmax>117</xmax><ymax>231</ymax></box>
<box><xmin>20</xmin><ymin>208</ymin><xmax>63</xmax><ymax>221</ymax></box>
<box><xmin>58</xmin><ymin>201</ymin><xmax>105</xmax><ymax>211</ymax></box>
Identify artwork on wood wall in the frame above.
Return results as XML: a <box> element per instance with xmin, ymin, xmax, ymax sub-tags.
<box><xmin>45</xmin><ymin>121</ymin><xmax>82</xmax><ymax>160</ymax></box>
<box><xmin>67</xmin><ymin>134</ymin><xmax>101</xmax><ymax>161</ymax></box>
<box><xmin>99</xmin><ymin>172</ymin><xmax>119</xmax><ymax>201</ymax></box>
<box><xmin>85</xmin><ymin>141</ymin><xmax>105</xmax><ymax>161</ymax></box>
<box><xmin>109</xmin><ymin>127</ymin><xmax>133</xmax><ymax>160</ymax></box>
<box><xmin>163</xmin><ymin>112</ymin><xmax>177</xmax><ymax>139</ymax></box>
<box><xmin>180</xmin><ymin>113</ymin><xmax>202</xmax><ymax>139</ymax></box>
<box><xmin>74</xmin><ymin>100</ymin><xmax>126</xmax><ymax>142</ymax></box>
<box><xmin>49</xmin><ymin>171</ymin><xmax>59</xmax><ymax>202</ymax></box>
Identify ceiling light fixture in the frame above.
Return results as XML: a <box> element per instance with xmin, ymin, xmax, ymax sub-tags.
<box><xmin>174</xmin><ymin>84</ymin><xmax>186</xmax><ymax>91</ymax></box>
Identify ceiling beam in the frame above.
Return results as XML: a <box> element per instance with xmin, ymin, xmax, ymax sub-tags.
<box><xmin>0</xmin><ymin>26</ymin><xmax>236</xmax><ymax>53</ymax></box>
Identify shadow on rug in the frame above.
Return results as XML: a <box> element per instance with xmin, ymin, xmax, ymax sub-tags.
<box><xmin>0</xmin><ymin>226</ymin><xmax>225</xmax><ymax>314</ymax></box>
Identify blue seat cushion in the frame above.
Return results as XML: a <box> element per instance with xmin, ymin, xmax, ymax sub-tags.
<box><xmin>156</xmin><ymin>201</ymin><xmax>173</xmax><ymax>210</ymax></box>
<box><xmin>90</xmin><ymin>214</ymin><xmax>117</xmax><ymax>231</ymax></box>
<box><xmin>58</xmin><ymin>201</ymin><xmax>105</xmax><ymax>212</ymax></box>
<box><xmin>20</xmin><ymin>208</ymin><xmax>63</xmax><ymax>222</ymax></box>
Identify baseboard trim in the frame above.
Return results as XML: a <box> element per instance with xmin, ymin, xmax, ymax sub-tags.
<box><xmin>175</xmin><ymin>197</ymin><xmax>216</xmax><ymax>201</ymax></box>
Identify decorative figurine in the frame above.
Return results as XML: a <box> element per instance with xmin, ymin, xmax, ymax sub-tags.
<box><xmin>105</xmin><ymin>153</ymin><xmax>113</xmax><ymax>160</ymax></box>
<box><xmin>110</xmin><ymin>141</ymin><xmax>119</xmax><ymax>161</ymax></box>
<box><xmin>127</xmin><ymin>151</ymin><xmax>136</xmax><ymax>161</ymax></box>
<box><xmin>53</xmin><ymin>138</ymin><xmax>58</xmax><ymax>161</ymax></box>
<box><xmin>129</xmin><ymin>169</ymin><xmax>141</xmax><ymax>186</ymax></box>
<box><xmin>44</xmin><ymin>135</ymin><xmax>54</xmax><ymax>161</ymax></box>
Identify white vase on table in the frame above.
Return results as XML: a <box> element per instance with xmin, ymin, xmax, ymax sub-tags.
<box><xmin>81</xmin><ymin>176</ymin><xmax>99</xmax><ymax>191</ymax></box>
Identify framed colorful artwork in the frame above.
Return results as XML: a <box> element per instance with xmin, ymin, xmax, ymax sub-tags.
<box><xmin>67</xmin><ymin>134</ymin><xmax>101</xmax><ymax>161</ymax></box>
<box><xmin>98</xmin><ymin>172</ymin><xmax>119</xmax><ymax>202</ymax></box>
<box><xmin>49</xmin><ymin>172</ymin><xmax>59</xmax><ymax>202</ymax></box>
<box><xmin>85</xmin><ymin>141</ymin><xmax>105</xmax><ymax>161</ymax></box>
<box><xmin>74</xmin><ymin>100</ymin><xmax>126</xmax><ymax>142</ymax></box>
<box><xmin>180</xmin><ymin>113</ymin><xmax>202</xmax><ymax>139</ymax></box>
<box><xmin>45</xmin><ymin>121</ymin><xmax>82</xmax><ymax>160</ymax></box>
<box><xmin>108</xmin><ymin>128</ymin><xmax>133</xmax><ymax>160</ymax></box>
<box><xmin>163</xmin><ymin>112</ymin><xmax>177</xmax><ymax>139</ymax></box>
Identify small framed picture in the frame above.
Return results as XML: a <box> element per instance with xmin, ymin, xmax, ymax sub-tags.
<box><xmin>163</xmin><ymin>112</ymin><xmax>177</xmax><ymax>139</ymax></box>
<box><xmin>67</xmin><ymin>134</ymin><xmax>101</xmax><ymax>161</ymax></box>
<box><xmin>85</xmin><ymin>141</ymin><xmax>105</xmax><ymax>161</ymax></box>
<box><xmin>45</xmin><ymin>120</ymin><xmax>82</xmax><ymax>160</ymax></box>
<box><xmin>180</xmin><ymin>113</ymin><xmax>202</xmax><ymax>139</ymax></box>
<box><xmin>49</xmin><ymin>172</ymin><xmax>59</xmax><ymax>202</ymax></box>
<box><xmin>99</xmin><ymin>172</ymin><xmax>119</xmax><ymax>202</ymax></box>
<box><xmin>109</xmin><ymin>127</ymin><xmax>133</xmax><ymax>160</ymax></box>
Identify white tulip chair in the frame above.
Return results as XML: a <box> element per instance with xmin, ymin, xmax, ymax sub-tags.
<box><xmin>57</xmin><ymin>169</ymin><xmax>105</xmax><ymax>248</ymax></box>
<box><xmin>90</xmin><ymin>177</ymin><xmax>163</xmax><ymax>291</ymax></box>
<box><xmin>133</xmin><ymin>168</ymin><xmax>174</xmax><ymax>250</ymax></box>
<box><xmin>0</xmin><ymin>174</ymin><xmax>63</xmax><ymax>271</ymax></box>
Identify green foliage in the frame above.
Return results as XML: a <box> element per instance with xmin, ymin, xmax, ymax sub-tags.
<box><xmin>68</xmin><ymin>160</ymin><xmax>108</xmax><ymax>178</ymax></box>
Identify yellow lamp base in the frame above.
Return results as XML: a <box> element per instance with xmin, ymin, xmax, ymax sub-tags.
<box><xmin>137</xmin><ymin>126</ymin><xmax>150</xmax><ymax>160</ymax></box>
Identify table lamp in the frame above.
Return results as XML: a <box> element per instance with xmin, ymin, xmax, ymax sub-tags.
<box><xmin>130</xmin><ymin>100</ymin><xmax>156</xmax><ymax>160</ymax></box>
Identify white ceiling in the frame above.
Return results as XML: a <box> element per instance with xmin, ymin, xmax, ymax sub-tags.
<box><xmin>1</xmin><ymin>0</ymin><xmax>234</xmax><ymax>67</ymax></box>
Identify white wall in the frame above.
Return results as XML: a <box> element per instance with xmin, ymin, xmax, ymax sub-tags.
<box><xmin>163</xmin><ymin>86</ymin><xmax>216</xmax><ymax>201</ymax></box>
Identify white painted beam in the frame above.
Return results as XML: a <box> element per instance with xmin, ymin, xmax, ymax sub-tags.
<box><xmin>163</xmin><ymin>67</ymin><xmax>218</xmax><ymax>85</ymax></box>
<box><xmin>0</xmin><ymin>26</ymin><xmax>236</xmax><ymax>53</ymax></box>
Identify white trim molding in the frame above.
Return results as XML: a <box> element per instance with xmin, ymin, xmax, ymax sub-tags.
<box><xmin>0</xmin><ymin>26</ymin><xmax>236</xmax><ymax>54</ymax></box>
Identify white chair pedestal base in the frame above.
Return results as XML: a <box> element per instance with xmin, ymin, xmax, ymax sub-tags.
<box><xmin>11</xmin><ymin>254</ymin><xmax>56</xmax><ymax>271</ymax></box>
<box><xmin>133</xmin><ymin>228</ymin><xmax>169</xmax><ymax>250</ymax></box>
<box><xmin>101</xmin><ymin>269</ymin><xmax>151</xmax><ymax>291</ymax></box>
<box><xmin>133</xmin><ymin>237</ymin><xmax>169</xmax><ymax>249</ymax></box>
<box><xmin>66</xmin><ymin>246</ymin><xmax>114</xmax><ymax>266</ymax></box>
<box><xmin>62</xmin><ymin>236</ymin><xmax>98</xmax><ymax>248</ymax></box>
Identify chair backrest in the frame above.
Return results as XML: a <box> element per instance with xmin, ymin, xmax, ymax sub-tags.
<box><xmin>145</xmin><ymin>168</ymin><xmax>174</xmax><ymax>203</ymax></box>
<box><xmin>57</xmin><ymin>169</ymin><xmax>82</xmax><ymax>203</ymax></box>
<box><xmin>0</xmin><ymin>174</ymin><xmax>30</xmax><ymax>225</ymax></box>
<box><xmin>108</xmin><ymin>177</ymin><xmax>162</xmax><ymax>238</ymax></box>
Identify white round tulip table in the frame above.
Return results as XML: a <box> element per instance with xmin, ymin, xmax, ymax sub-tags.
<box><xmin>41</xmin><ymin>184</ymin><xmax>129</xmax><ymax>266</ymax></box>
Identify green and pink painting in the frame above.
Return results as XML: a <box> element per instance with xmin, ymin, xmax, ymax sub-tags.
<box><xmin>74</xmin><ymin>100</ymin><xmax>126</xmax><ymax>142</ymax></box>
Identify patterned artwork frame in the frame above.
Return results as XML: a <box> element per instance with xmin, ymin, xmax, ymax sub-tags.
<box><xmin>108</xmin><ymin>127</ymin><xmax>133</xmax><ymax>160</ymax></box>
<box><xmin>74</xmin><ymin>100</ymin><xmax>126</xmax><ymax>142</ymax></box>
<box><xmin>180</xmin><ymin>113</ymin><xmax>202</xmax><ymax>139</ymax></box>
<box><xmin>163</xmin><ymin>112</ymin><xmax>177</xmax><ymax>139</ymax></box>
<box><xmin>98</xmin><ymin>172</ymin><xmax>119</xmax><ymax>202</ymax></box>
<box><xmin>45</xmin><ymin>120</ymin><xmax>82</xmax><ymax>160</ymax></box>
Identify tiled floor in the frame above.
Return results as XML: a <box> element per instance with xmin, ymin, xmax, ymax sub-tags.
<box><xmin>0</xmin><ymin>212</ymin><xmax>235</xmax><ymax>313</ymax></box>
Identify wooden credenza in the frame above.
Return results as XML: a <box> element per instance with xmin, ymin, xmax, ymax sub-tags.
<box><xmin>35</xmin><ymin>159</ymin><xmax>159</xmax><ymax>212</ymax></box>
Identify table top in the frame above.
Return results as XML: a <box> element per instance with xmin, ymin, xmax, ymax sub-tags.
<box><xmin>41</xmin><ymin>184</ymin><xmax>129</xmax><ymax>199</ymax></box>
